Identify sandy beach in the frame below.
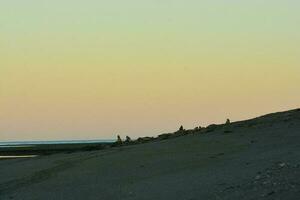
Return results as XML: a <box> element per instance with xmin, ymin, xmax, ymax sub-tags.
<box><xmin>1</xmin><ymin>109</ymin><xmax>300</xmax><ymax>200</ymax></box>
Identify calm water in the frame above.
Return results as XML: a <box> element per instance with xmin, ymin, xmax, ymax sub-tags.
<box><xmin>0</xmin><ymin>140</ymin><xmax>115</xmax><ymax>147</ymax></box>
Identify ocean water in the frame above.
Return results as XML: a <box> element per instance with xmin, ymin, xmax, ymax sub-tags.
<box><xmin>0</xmin><ymin>140</ymin><xmax>115</xmax><ymax>147</ymax></box>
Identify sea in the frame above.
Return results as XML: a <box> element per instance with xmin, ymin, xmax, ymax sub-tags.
<box><xmin>0</xmin><ymin>140</ymin><xmax>115</xmax><ymax>147</ymax></box>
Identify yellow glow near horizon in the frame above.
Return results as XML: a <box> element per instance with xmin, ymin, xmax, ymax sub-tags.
<box><xmin>1</xmin><ymin>1</ymin><xmax>300</xmax><ymax>141</ymax></box>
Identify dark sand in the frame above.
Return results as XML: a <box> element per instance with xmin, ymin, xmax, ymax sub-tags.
<box><xmin>1</xmin><ymin>109</ymin><xmax>300</xmax><ymax>200</ymax></box>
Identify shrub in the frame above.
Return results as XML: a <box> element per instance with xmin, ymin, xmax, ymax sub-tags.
<box><xmin>158</xmin><ymin>133</ymin><xmax>172</xmax><ymax>140</ymax></box>
<box><xmin>125</xmin><ymin>136</ymin><xmax>132</xmax><ymax>143</ymax></box>
<box><xmin>206</xmin><ymin>124</ymin><xmax>218</xmax><ymax>133</ymax></box>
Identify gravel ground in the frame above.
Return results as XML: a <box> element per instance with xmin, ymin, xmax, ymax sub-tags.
<box><xmin>0</xmin><ymin>109</ymin><xmax>299</xmax><ymax>200</ymax></box>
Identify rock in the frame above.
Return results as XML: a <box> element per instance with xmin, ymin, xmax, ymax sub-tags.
<box><xmin>278</xmin><ymin>162</ymin><xmax>286</xmax><ymax>168</ymax></box>
<box><xmin>267</xmin><ymin>191</ymin><xmax>275</xmax><ymax>196</ymax></box>
<box><xmin>263</xmin><ymin>181</ymin><xmax>270</xmax><ymax>185</ymax></box>
<box><xmin>255</xmin><ymin>175</ymin><xmax>261</xmax><ymax>180</ymax></box>
<box><xmin>226</xmin><ymin>119</ymin><xmax>231</xmax><ymax>124</ymax></box>
<box><xmin>223</xmin><ymin>130</ymin><xmax>232</xmax><ymax>134</ymax></box>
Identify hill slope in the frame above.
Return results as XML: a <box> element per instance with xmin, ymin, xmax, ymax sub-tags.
<box><xmin>1</xmin><ymin>109</ymin><xmax>300</xmax><ymax>200</ymax></box>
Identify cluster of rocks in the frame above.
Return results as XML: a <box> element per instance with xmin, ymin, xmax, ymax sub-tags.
<box><xmin>218</xmin><ymin>161</ymin><xmax>300</xmax><ymax>199</ymax></box>
<box><xmin>112</xmin><ymin>119</ymin><xmax>232</xmax><ymax>147</ymax></box>
<box><xmin>112</xmin><ymin>125</ymin><xmax>200</xmax><ymax>147</ymax></box>
<box><xmin>252</xmin><ymin>162</ymin><xmax>300</xmax><ymax>197</ymax></box>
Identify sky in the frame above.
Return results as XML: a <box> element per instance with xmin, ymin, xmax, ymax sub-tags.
<box><xmin>1</xmin><ymin>0</ymin><xmax>300</xmax><ymax>141</ymax></box>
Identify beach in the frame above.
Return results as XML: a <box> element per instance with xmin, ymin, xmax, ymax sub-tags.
<box><xmin>0</xmin><ymin>109</ymin><xmax>300</xmax><ymax>200</ymax></box>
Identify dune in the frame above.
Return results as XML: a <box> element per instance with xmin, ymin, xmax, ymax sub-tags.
<box><xmin>0</xmin><ymin>109</ymin><xmax>300</xmax><ymax>200</ymax></box>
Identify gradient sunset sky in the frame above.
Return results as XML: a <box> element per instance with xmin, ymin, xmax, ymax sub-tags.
<box><xmin>1</xmin><ymin>1</ymin><xmax>299</xmax><ymax>141</ymax></box>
